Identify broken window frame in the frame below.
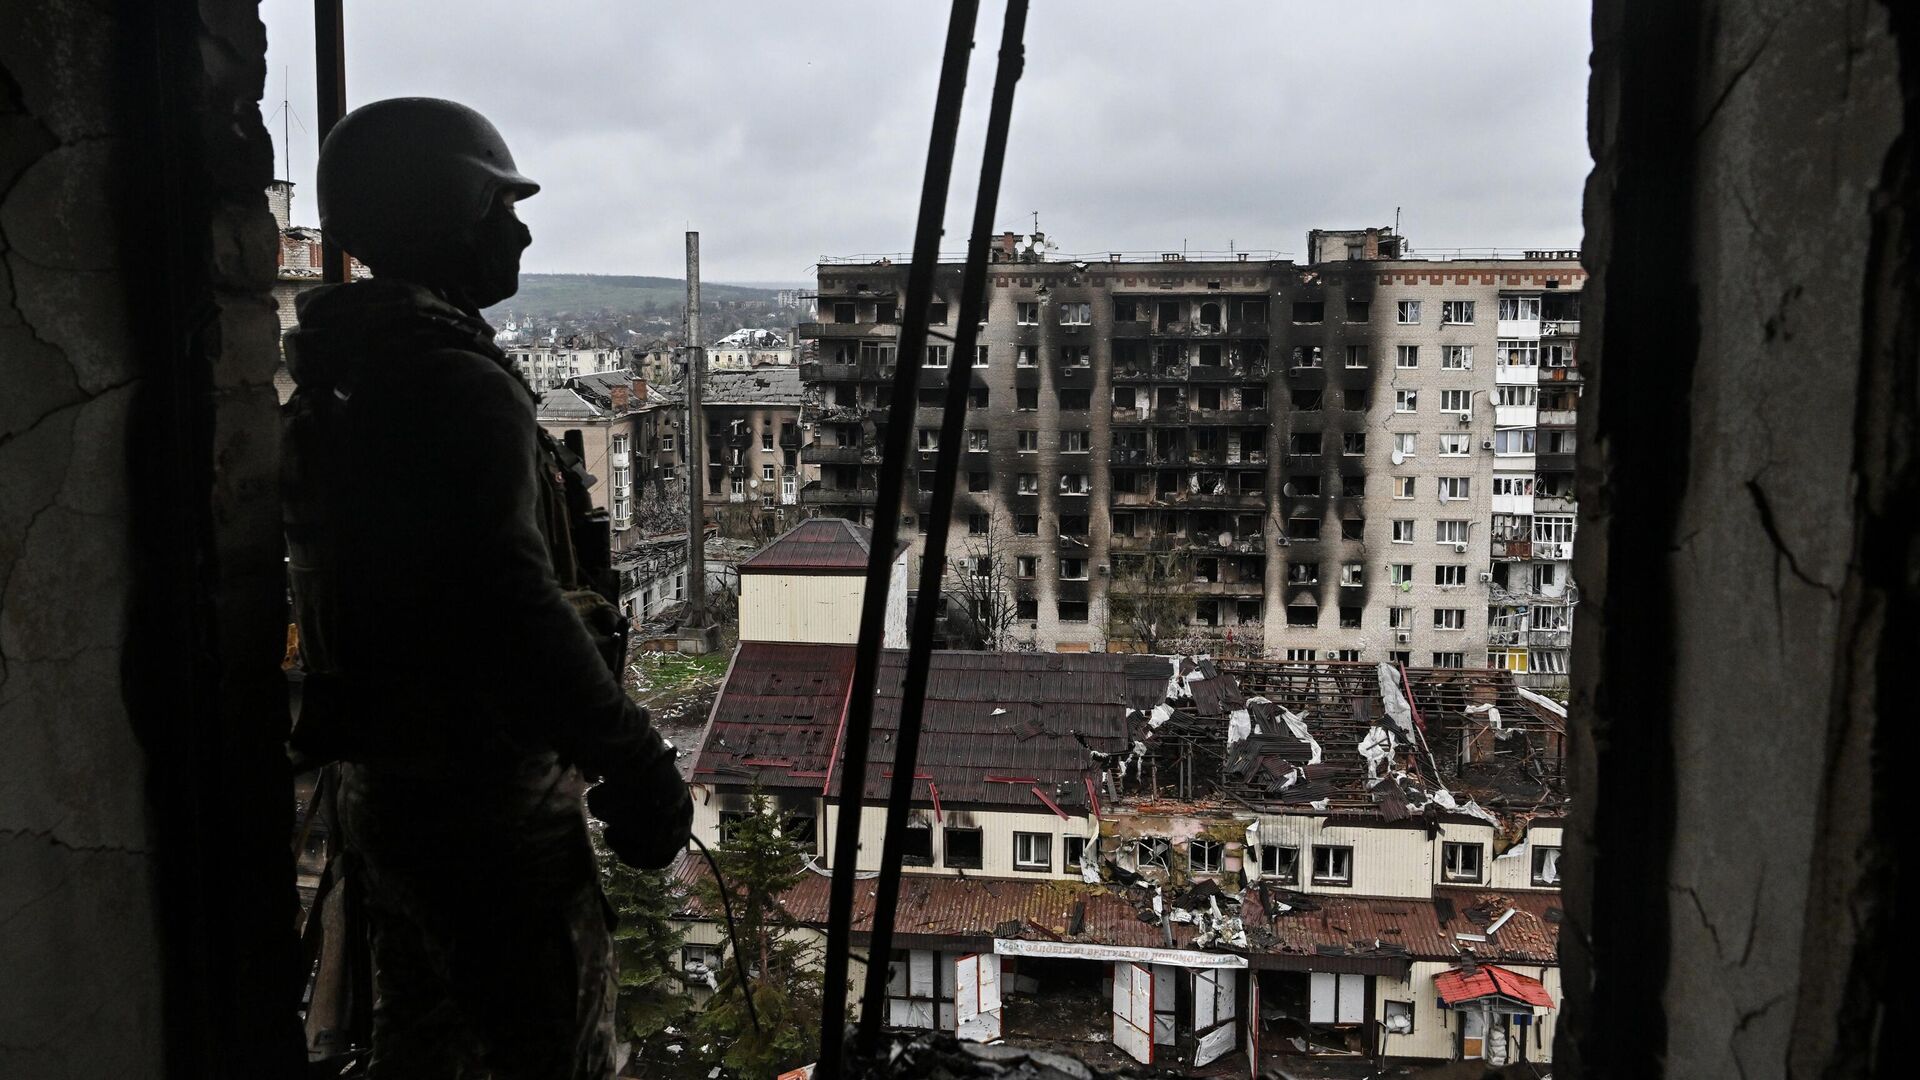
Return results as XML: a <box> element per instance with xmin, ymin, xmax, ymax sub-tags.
<box><xmin>1396</xmin><ymin>299</ymin><xmax>1422</xmax><ymax>325</ymax></box>
<box><xmin>1016</xmin><ymin>301</ymin><xmax>1040</xmax><ymax>325</ymax></box>
<box><xmin>1442</xmin><ymin>841</ymin><xmax>1485</xmax><ymax>883</ymax></box>
<box><xmin>1532</xmin><ymin>844</ymin><xmax>1563</xmax><ymax>886</ymax></box>
<box><xmin>943</xmin><ymin>827</ymin><xmax>984</xmax><ymax>870</ymax></box>
<box><xmin>1259</xmin><ymin>844</ymin><xmax>1301</xmax><ymax>884</ymax></box>
<box><xmin>1187</xmin><ymin>839</ymin><xmax>1224</xmax><ymax>874</ymax></box>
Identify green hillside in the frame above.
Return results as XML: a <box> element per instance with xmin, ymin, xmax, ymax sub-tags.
<box><xmin>490</xmin><ymin>273</ymin><xmax>783</xmax><ymax>319</ymax></box>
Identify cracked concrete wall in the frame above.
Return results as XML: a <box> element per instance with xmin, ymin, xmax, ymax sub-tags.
<box><xmin>3</xmin><ymin>2</ymin><xmax>301</xmax><ymax>1076</ymax></box>
<box><xmin>1570</xmin><ymin>1</ymin><xmax>1906</xmax><ymax>1077</ymax></box>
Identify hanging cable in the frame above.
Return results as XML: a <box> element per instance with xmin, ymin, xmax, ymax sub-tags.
<box><xmin>816</xmin><ymin>3</ymin><xmax>981</xmax><ymax>1074</ymax></box>
<box><xmin>689</xmin><ymin>834</ymin><xmax>761</xmax><ymax>1035</ymax></box>
<box><xmin>855</xmin><ymin>0</ymin><xmax>1031</xmax><ymax>1048</ymax></box>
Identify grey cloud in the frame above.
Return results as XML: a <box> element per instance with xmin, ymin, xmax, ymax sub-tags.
<box><xmin>263</xmin><ymin>1</ymin><xmax>1590</xmax><ymax>282</ymax></box>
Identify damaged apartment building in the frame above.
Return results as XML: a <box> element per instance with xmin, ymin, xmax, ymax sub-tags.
<box><xmin>666</xmin><ymin>519</ymin><xmax>1569</xmax><ymax>1074</ymax></box>
<box><xmin>798</xmin><ymin>229</ymin><xmax>1582</xmax><ymax>685</ymax></box>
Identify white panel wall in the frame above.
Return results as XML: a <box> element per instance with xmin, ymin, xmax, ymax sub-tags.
<box><xmin>740</xmin><ymin>572</ymin><xmax>864</xmax><ymax>644</ymax></box>
<box><xmin>1253</xmin><ymin>814</ymin><xmax>1434</xmax><ymax>898</ymax></box>
<box><xmin>1489</xmin><ymin>825</ymin><xmax>1565</xmax><ymax>892</ymax></box>
<box><xmin>822</xmin><ymin>802</ymin><xmax>1096</xmax><ymax>880</ymax></box>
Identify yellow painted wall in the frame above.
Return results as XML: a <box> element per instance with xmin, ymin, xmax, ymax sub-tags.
<box><xmin>1373</xmin><ymin>961</ymin><xmax>1559</xmax><ymax>1063</ymax></box>
<box><xmin>1489</xmin><ymin>825</ymin><xmax>1565</xmax><ymax>892</ymax></box>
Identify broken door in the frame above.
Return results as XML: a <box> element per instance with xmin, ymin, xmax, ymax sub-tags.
<box><xmin>1111</xmin><ymin>960</ymin><xmax>1154</xmax><ymax>1064</ymax></box>
<box><xmin>1191</xmin><ymin>968</ymin><xmax>1240</xmax><ymax>1066</ymax></box>
<box><xmin>954</xmin><ymin>953</ymin><xmax>1002</xmax><ymax>1043</ymax></box>
<box><xmin>1245</xmin><ymin>972</ymin><xmax>1260</xmax><ymax>1079</ymax></box>
<box><xmin>1462</xmin><ymin>1007</ymin><xmax>1488</xmax><ymax>1059</ymax></box>
<box><xmin>1152</xmin><ymin>964</ymin><xmax>1177</xmax><ymax>1046</ymax></box>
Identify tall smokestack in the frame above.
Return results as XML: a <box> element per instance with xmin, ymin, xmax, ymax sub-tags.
<box><xmin>683</xmin><ymin>232</ymin><xmax>707</xmax><ymax>627</ymax></box>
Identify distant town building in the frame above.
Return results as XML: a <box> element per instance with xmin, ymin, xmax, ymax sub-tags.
<box><xmin>799</xmin><ymin>230</ymin><xmax>1583</xmax><ymax>686</ymax></box>
<box><xmin>535</xmin><ymin>370</ymin><xmax>667</xmax><ymax>552</ymax></box>
<box><xmin>707</xmin><ymin>326</ymin><xmax>796</xmax><ymax>371</ymax></box>
<box><xmin>509</xmin><ymin>333</ymin><xmax>630</xmax><ymax>393</ymax></box>
<box><xmin>663</xmin><ymin>366</ymin><xmax>817</xmax><ymax>519</ymax></box>
<box><xmin>266</xmin><ymin>179</ymin><xmax>368</xmax><ymax>402</ymax></box>
<box><xmin>735</xmin><ymin>517</ymin><xmax>907</xmax><ymax>648</ymax></box>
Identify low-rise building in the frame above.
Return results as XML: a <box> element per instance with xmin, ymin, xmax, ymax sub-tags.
<box><xmin>666</xmin><ymin>548</ymin><xmax>1567</xmax><ymax>1073</ymax></box>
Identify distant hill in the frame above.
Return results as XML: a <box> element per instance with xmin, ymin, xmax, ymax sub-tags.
<box><xmin>489</xmin><ymin>273</ymin><xmax>785</xmax><ymax>319</ymax></box>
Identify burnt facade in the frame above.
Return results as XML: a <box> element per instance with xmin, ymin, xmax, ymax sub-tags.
<box><xmin>800</xmin><ymin>236</ymin><xmax>1583</xmax><ymax>680</ymax></box>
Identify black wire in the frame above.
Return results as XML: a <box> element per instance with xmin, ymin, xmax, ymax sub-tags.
<box><xmin>689</xmin><ymin>834</ymin><xmax>761</xmax><ymax>1035</ymax></box>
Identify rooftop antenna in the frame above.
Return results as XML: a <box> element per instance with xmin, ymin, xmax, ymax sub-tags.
<box><xmin>1395</xmin><ymin>205</ymin><xmax>1402</xmax><ymax>235</ymax></box>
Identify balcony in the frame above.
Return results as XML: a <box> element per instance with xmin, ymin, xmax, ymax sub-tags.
<box><xmin>1110</xmin><ymin>447</ymin><xmax>1152</xmax><ymax>467</ymax></box>
<box><xmin>800</xmin><ymin>485</ymin><xmax>878</xmax><ymax>507</ymax></box>
<box><xmin>1533</xmin><ymin>540</ymin><xmax>1574</xmax><ymax>560</ymax></box>
<box><xmin>1492</xmin><ymin>538</ymin><xmax>1533</xmax><ymax>560</ymax></box>
<box><xmin>798</xmin><ymin>321</ymin><xmax>899</xmax><ymax>340</ymax></box>
<box><xmin>1529</xmin><ymin>628</ymin><xmax>1573</xmax><ymax>649</ymax></box>
<box><xmin>1185</xmin><ymin>362</ymin><xmax>1265</xmax><ymax>383</ymax></box>
<box><xmin>1185</xmin><ymin>578</ymin><xmax>1267</xmax><ymax>596</ymax></box>
<box><xmin>1534</xmin><ymin>493</ymin><xmax>1576</xmax><ymax>513</ymax></box>
<box><xmin>1538</xmin><ymin>408</ymin><xmax>1578</xmax><ymax>427</ymax></box>
<box><xmin>1536</xmin><ymin>452</ymin><xmax>1577</xmax><ymax>474</ymax></box>
<box><xmin>1188</xmin><ymin>407</ymin><xmax>1268</xmax><ymax>427</ymax></box>
<box><xmin>803</xmin><ymin>445</ymin><xmax>865</xmax><ymax>466</ymax></box>
<box><xmin>1542</xmin><ymin>319</ymin><xmax>1581</xmax><ymax>337</ymax></box>
<box><xmin>1540</xmin><ymin>364</ymin><xmax>1581</xmax><ymax>383</ymax></box>
<box><xmin>1109</xmin><ymin>320</ymin><xmax>1149</xmax><ymax>339</ymax></box>
<box><xmin>1108</xmin><ymin>533</ymin><xmax>1179</xmax><ymax>552</ymax></box>
<box><xmin>1110</xmin><ymin>490</ymin><xmax>1162</xmax><ymax>508</ymax></box>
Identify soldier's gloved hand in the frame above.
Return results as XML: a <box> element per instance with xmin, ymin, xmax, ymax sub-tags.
<box><xmin>588</xmin><ymin>751</ymin><xmax>693</xmax><ymax>869</ymax></box>
<box><xmin>564</xmin><ymin>589</ymin><xmax>629</xmax><ymax>675</ymax></box>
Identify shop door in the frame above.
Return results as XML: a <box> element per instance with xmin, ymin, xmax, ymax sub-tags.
<box><xmin>954</xmin><ymin>953</ymin><xmax>1002</xmax><ymax>1043</ymax></box>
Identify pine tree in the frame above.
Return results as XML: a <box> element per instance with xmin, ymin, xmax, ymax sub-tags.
<box><xmin>691</xmin><ymin>790</ymin><xmax>823</xmax><ymax>1076</ymax></box>
<box><xmin>594</xmin><ymin>826</ymin><xmax>693</xmax><ymax>1046</ymax></box>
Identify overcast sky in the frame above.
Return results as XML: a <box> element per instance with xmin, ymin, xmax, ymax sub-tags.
<box><xmin>262</xmin><ymin>1</ymin><xmax>1591</xmax><ymax>285</ymax></box>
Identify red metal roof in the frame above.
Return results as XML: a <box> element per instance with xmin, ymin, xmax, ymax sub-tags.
<box><xmin>694</xmin><ymin>643</ymin><xmax>1170</xmax><ymax>808</ymax></box>
<box><xmin>739</xmin><ymin>518</ymin><xmax>875</xmax><ymax>572</ymax></box>
<box><xmin>1433</xmin><ymin>964</ymin><xmax>1555</xmax><ymax>1008</ymax></box>
<box><xmin>669</xmin><ymin>849</ymin><xmax>1559</xmax><ymax>970</ymax></box>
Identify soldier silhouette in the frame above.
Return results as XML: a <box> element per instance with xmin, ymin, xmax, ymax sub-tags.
<box><xmin>282</xmin><ymin>97</ymin><xmax>691</xmax><ymax>1079</ymax></box>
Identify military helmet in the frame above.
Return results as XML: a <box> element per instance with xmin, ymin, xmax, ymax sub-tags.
<box><xmin>316</xmin><ymin>97</ymin><xmax>539</xmax><ymax>263</ymax></box>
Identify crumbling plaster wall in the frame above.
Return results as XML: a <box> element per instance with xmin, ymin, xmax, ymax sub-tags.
<box><xmin>1569</xmin><ymin>1</ymin><xmax>1907</xmax><ymax>1077</ymax></box>
<box><xmin>3</xmin><ymin>2</ymin><xmax>301</xmax><ymax>1077</ymax></box>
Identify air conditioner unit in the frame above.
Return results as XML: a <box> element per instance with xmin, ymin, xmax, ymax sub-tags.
<box><xmin>1481</xmin><ymin>438</ymin><xmax>1495</xmax><ymax>450</ymax></box>
<box><xmin>1458</xmin><ymin>413</ymin><xmax>1473</xmax><ymax>425</ymax></box>
<box><xmin>1454</xmin><ymin>542</ymin><xmax>1469</xmax><ymax>553</ymax></box>
<box><xmin>1479</xmin><ymin>571</ymin><xmax>1494</xmax><ymax>583</ymax></box>
<box><xmin>1395</xmin><ymin>631</ymin><xmax>1412</xmax><ymax>644</ymax></box>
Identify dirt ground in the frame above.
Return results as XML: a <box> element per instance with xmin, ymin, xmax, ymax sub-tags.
<box><xmin>624</xmin><ymin>635</ymin><xmax>736</xmax><ymax>778</ymax></box>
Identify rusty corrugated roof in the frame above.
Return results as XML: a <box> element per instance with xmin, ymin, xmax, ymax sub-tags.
<box><xmin>694</xmin><ymin>644</ymin><xmax>1171</xmax><ymax>808</ymax></box>
<box><xmin>669</xmin><ymin>850</ymin><xmax>1559</xmax><ymax>968</ymax></box>
<box><xmin>738</xmin><ymin>517</ymin><xmax>875</xmax><ymax>572</ymax></box>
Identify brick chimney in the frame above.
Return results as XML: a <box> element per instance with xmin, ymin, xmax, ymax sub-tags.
<box><xmin>609</xmin><ymin>384</ymin><xmax>629</xmax><ymax>411</ymax></box>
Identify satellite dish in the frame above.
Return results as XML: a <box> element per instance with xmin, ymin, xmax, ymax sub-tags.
<box><xmin>1390</xmin><ymin>449</ymin><xmax>1405</xmax><ymax>466</ymax></box>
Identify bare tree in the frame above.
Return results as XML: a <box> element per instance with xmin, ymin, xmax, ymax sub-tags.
<box><xmin>940</xmin><ymin>524</ymin><xmax>1026</xmax><ymax>652</ymax></box>
<box><xmin>1107</xmin><ymin>551</ymin><xmax>1194</xmax><ymax>655</ymax></box>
